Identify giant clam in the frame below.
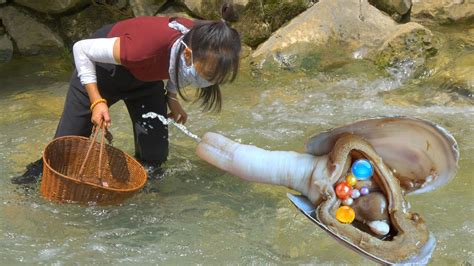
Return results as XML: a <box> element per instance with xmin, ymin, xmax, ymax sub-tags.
<box><xmin>196</xmin><ymin>117</ymin><xmax>459</xmax><ymax>263</ymax></box>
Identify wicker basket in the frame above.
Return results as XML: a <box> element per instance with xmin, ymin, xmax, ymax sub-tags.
<box><xmin>40</xmin><ymin>125</ymin><xmax>147</xmax><ymax>205</ymax></box>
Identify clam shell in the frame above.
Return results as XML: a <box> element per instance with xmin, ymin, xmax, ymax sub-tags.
<box><xmin>305</xmin><ymin>116</ymin><xmax>459</xmax><ymax>194</ymax></box>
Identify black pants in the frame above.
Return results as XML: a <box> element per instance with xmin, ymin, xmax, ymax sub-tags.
<box><xmin>54</xmin><ymin>24</ymin><xmax>169</xmax><ymax>165</ymax></box>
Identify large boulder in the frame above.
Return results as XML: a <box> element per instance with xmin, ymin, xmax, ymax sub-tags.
<box><xmin>0</xmin><ymin>34</ymin><xmax>13</xmax><ymax>63</ymax></box>
<box><xmin>412</xmin><ymin>0</ymin><xmax>474</xmax><ymax>24</ymax></box>
<box><xmin>60</xmin><ymin>4</ymin><xmax>132</xmax><ymax>47</ymax></box>
<box><xmin>178</xmin><ymin>0</ymin><xmax>249</xmax><ymax>19</ymax></box>
<box><xmin>178</xmin><ymin>0</ymin><xmax>313</xmax><ymax>48</ymax></box>
<box><xmin>129</xmin><ymin>0</ymin><xmax>167</xmax><ymax>17</ymax></box>
<box><xmin>14</xmin><ymin>0</ymin><xmax>90</xmax><ymax>14</ymax></box>
<box><xmin>251</xmin><ymin>0</ymin><xmax>436</xmax><ymax>70</ymax></box>
<box><xmin>0</xmin><ymin>6</ymin><xmax>64</xmax><ymax>55</ymax></box>
<box><xmin>368</xmin><ymin>0</ymin><xmax>412</xmax><ymax>21</ymax></box>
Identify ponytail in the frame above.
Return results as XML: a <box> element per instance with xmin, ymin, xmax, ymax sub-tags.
<box><xmin>174</xmin><ymin>3</ymin><xmax>241</xmax><ymax>112</ymax></box>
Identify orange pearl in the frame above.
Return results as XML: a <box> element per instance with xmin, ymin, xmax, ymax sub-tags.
<box><xmin>336</xmin><ymin>206</ymin><xmax>355</xmax><ymax>224</ymax></box>
<box><xmin>346</xmin><ymin>174</ymin><xmax>357</xmax><ymax>186</ymax></box>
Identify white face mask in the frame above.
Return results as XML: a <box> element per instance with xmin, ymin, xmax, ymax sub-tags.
<box><xmin>180</xmin><ymin>40</ymin><xmax>214</xmax><ymax>88</ymax></box>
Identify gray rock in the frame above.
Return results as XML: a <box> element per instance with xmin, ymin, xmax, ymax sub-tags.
<box><xmin>0</xmin><ymin>34</ymin><xmax>13</xmax><ymax>63</ymax></box>
<box><xmin>0</xmin><ymin>0</ymin><xmax>6</xmax><ymax>5</ymax></box>
<box><xmin>179</xmin><ymin>0</ymin><xmax>249</xmax><ymax>18</ymax></box>
<box><xmin>178</xmin><ymin>0</ymin><xmax>312</xmax><ymax>48</ymax></box>
<box><xmin>251</xmin><ymin>0</ymin><xmax>435</xmax><ymax>70</ymax></box>
<box><xmin>60</xmin><ymin>5</ymin><xmax>131</xmax><ymax>46</ymax></box>
<box><xmin>0</xmin><ymin>6</ymin><xmax>64</xmax><ymax>55</ymax></box>
<box><xmin>369</xmin><ymin>0</ymin><xmax>412</xmax><ymax>16</ymax></box>
<box><xmin>368</xmin><ymin>0</ymin><xmax>412</xmax><ymax>22</ymax></box>
<box><xmin>156</xmin><ymin>5</ymin><xmax>192</xmax><ymax>18</ymax></box>
<box><xmin>14</xmin><ymin>0</ymin><xmax>90</xmax><ymax>14</ymax></box>
<box><xmin>412</xmin><ymin>0</ymin><xmax>474</xmax><ymax>24</ymax></box>
<box><xmin>129</xmin><ymin>0</ymin><xmax>167</xmax><ymax>17</ymax></box>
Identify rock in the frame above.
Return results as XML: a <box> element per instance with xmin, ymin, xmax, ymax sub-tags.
<box><xmin>178</xmin><ymin>0</ymin><xmax>312</xmax><ymax>48</ymax></box>
<box><xmin>0</xmin><ymin>34</ymin><xmax>13</xmax><ymax>63</ymax></box>
<box><xmin>251</xmin><ymin>0</ymin><xmax>435</xmax><ymax>70</ymax></box>
<box><xmin>60</xmin><ymin>4</ymin><xmax>132</xmax><ymax>46</ymax></box>
<box><xmin>412</xmin><ymin>0</ymin><xmax>474</xmax><ymax>24</ymax></box>
<box><xmin>156</xmin><ymin>5</ymin><xmax>192</xmax><ymax>18</ymax></box>
<box><xmin>179</xmin><ymin>0</ymin><xmax>249</xmax><ymax>19</ymax></box>
<box><xmin>129</xmin><ymin>0</ymin><xmax>167</xmax><ymax>17</ymax></box>
<box><xmin>375</xmin><ymin>22</ymin><xmax>437</xmax><ymax>68</ymax></box>
<box><xmin>0</xmin><ymin>0</ymin><xmax>6</xmax><ymax>5</ymax></box>
<box><xmin>14</xmin><ymin>0</ymin><xmax>90</xmax><ymax>14</ymax></box>
<box><xmin>369</xmin><ymin>0</ymin><xmax>412</xmax><ymax>18</ymax></box>
<box><xmin>0</xmin><ymin>6</ymin><xmax>64</xmax><ymax>55</ymax></box>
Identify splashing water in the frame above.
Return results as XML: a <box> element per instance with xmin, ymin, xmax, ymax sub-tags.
<box><xmin>141</xmin><ymin>112</ymin><xmax>201</xmax><ymax>142</ymax></box>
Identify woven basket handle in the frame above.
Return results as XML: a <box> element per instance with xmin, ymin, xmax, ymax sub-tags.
<box><xmin>77</xmin><ymin>123</ymin><xmax>110</xmax><ymax>187</ymax></box>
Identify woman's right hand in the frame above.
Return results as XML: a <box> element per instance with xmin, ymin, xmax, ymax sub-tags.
<box><xmin>91</xmin><ymin>102</ymin><xmax>111</xmax><ymax>128</ymax></box>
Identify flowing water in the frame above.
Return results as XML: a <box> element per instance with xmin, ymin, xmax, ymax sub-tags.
<box><xmin>0</xmin><ymin>25</ymin><xmax>473</xmax><ymax>265</ymax></box>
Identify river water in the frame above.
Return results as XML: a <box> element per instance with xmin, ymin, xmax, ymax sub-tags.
<box><xmin>0</xmin><ymin>25</ymin><xmax>472</xmax><ymax>264</ymax></box>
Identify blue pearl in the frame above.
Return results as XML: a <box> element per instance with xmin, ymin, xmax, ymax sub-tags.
<box><xmin>351</xmin><ymin>159</ymin><xmax>373</xmax><ymax>180</ymax></box>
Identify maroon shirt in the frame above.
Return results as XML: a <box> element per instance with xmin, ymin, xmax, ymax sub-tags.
<box><xmin>107</xmin><ymin>16</ymin><xmax>195</xmax><ymax>82</ymax></box>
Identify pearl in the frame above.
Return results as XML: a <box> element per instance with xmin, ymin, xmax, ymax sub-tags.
<box><xmin>346</xmin><ymin>174</ymin><xmax>357</xmax><ymax>186</ymax></box>
<box><xmin>360</xmin><ymin>186</ymin><xmax>370</xmax><ymax>195</ymax></box>
<box><xmin>335</xmin><ymin>182</ymin><xmax>353</xmax><ymax>200</ymax></box>
<box><xmin>336</xmin><ymin>206</ymin><xmax>355</xmax><ymax>224</ymax></box>
<box><xmin>351</xmin><ymin>159</ymin><xmax>374</xmax><ymax>180</ymax></box>
<box><xmin>342</xmin><ymin>197</ymin><xmax>354</xmax><ymax>206</ymax></box>
<box><xmin>367</xmin><ymin>220</ymin><xmax>390</xmax><ymax>236</ymax></box>
<box><xmin>351</xmin><ymin>189</ymin><xmax>361</xmax><ymax>199</ymax></box>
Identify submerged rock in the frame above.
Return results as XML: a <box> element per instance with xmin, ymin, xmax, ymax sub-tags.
<box><xmin>251</xmin><ymin>0</ymin><xmax>435</xmax><ymax>71</ymax></box>
<box><xmin>14</xmin><ymin>0</ymin><xmax>90</xmax><ymax>14</ymax></box>
<box><xmin>412</xmin><ymin>0</ymin><xmax>474</xmax><ymax>24</ymax></box>
<box><xmin>0</xmin><ymin>6</ymin><xmax>64</xmax><ymax>55</ymax></box>
<box><xmin>0</xmin><ymin>34</ymin><xmax>13</xmax><ymax>63</ymax></box>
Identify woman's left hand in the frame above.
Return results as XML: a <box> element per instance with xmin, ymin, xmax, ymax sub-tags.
<box><xmin>167</xmin><ymin>95</ymin><xmax>188</xmax><ymax>124</ymax></box>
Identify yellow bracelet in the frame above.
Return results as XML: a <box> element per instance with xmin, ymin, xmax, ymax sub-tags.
<box><xmin>90</xmin><ymin>98</ymin><xmax>107</xmax><ymax>111</ymax></box>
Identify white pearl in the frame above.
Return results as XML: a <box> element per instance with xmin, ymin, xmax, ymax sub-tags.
<box><xmin>367</xmin><ymin>220</ymin><xmax>390</xmax><ymax>236</ymax></box>
<box><xmin>342</xmin><ymin>197</ymin><xmax>353</xmax><ymax>206</ymax></box>
<box><xmin>351</xmin><ymin>189</ymin><xmax>361</xmax><ymax>199</ymax></box>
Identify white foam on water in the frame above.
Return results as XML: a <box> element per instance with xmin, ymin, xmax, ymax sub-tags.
<box><xmin>142</xmin><ymin>112</ymin><xmax>201</xmax><ymax>142</ymax></box>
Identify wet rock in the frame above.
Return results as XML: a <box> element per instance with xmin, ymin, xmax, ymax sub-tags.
<box><xmin>0</xmin><ymin>34</ymin><xmax>13</xmax><ymax>63</ymax></box>
<box><xmin>251</xmin><ymin>0</ymin><xmax>434</xmax><ymax>71</ymax></box>
<box><xmin>369</xmin><ymin>0</ymin><xmax>412</xmax><ymax>21</ymax></box>
<box><xmin>129</xmin><ymin>0</ymin><xmax>167</xmax><ymax>17</ymax></box>
<box><xmin>412</xmin><ymin>0</ymin><xmax>474</xmax><ymax>24</ymax></box>
<box><xmin>0</xmin><ymin>6</ymin><xmax>64</xmax><ymax>55</ymax></box>
<box><xmin>14</xmin><ymin>0</ymin><xmax>90</xmax><ymax>14</ymax></box>
<box><xmin>376</xmin><ymin>22</ymin><xmax>437</xmax><ymax>68</ymax></box>
<box><xmin>60</xmin><ymin>4</ymin><xmax>132</xmax><ymax>46</ymax></box>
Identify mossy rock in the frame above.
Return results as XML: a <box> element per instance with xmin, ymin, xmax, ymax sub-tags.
<box><xmin>236</xmin><ymin>0</ymin><xmax>312</xmax><ymax>48</ymax></box>
<box><xmin>59</xmin><ymin>4</ymin><xmax>133</xmax><ymax>47</ymax></box>
<box><xmin>179</xmin><ymin>0</ymin><xmax>312</xmax><ymax>48</ymax></box>
<box><xmin>376</xmin><ymin>22</ymin><xmax>438</xmax><ymax>68</ymax></box>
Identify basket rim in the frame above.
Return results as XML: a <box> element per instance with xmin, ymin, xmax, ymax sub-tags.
<box><xmin>42</xmin><ymin>135</ymin><xmax>147</xmax><ymax>192</ymax></box>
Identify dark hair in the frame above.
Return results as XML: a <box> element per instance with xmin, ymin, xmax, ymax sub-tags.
<box><xmin>174</xmin><ymin>3</ymin><xmax>241</xmax><ymax>112</ymax></box>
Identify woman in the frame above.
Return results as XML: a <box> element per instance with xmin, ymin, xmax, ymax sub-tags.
<box><xmin>11</xmin><ymin>4</ymin><xmax>241</xmax><ymax>184</ymax></box>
